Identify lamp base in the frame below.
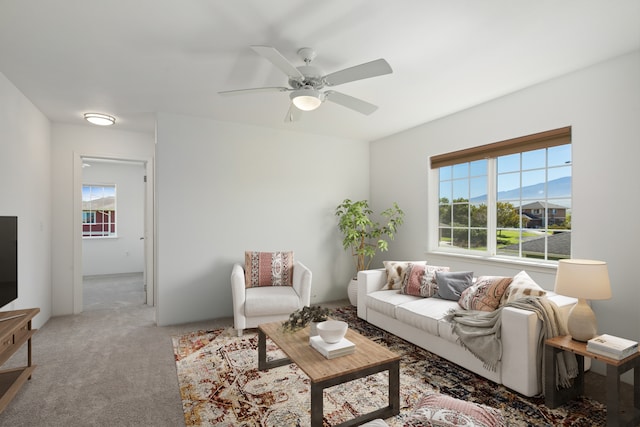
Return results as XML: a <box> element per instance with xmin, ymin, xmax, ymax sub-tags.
<box><xmin>567</xmin><ymin>298</ymin><xmax>597</xmax><ymax>342</ymax></box>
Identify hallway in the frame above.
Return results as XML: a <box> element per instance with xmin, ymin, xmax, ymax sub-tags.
<box><xmin>83</xmin><ymin>272</ymin><xmax>145</xmax><ymax>311</ymax></box>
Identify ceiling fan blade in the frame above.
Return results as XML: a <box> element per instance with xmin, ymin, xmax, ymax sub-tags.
<box><xmin>324</xmin><ymin>58</ymin><xmax>392</xmax><ymax>86</ymax></box>
<box><xmin>324</xmin><ymin>90</ymin><xmax>378</xmax><ymax>115</ymax></box>
<box><xmin>284</xmin><ymin>104</ymin><xmax>302</xmax><ymax>122</ymax></box>
<box><xmin>251</xmin><ymin>45</ymin><xmax>305</xmax><ymax>80</ymax></box>
<box><xmin>218</xmin><ymin>87</ymin><xmax>290</xmax><ymax>96</ymax></box>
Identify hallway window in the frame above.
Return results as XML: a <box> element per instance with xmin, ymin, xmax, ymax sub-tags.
<box><xmin>82</xmin><ymin>184</ymin><xmax>117</xmax><ymax>237</ymax></box>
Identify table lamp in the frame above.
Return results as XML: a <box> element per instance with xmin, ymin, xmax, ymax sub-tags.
<box><xmin>554</xmin><ymin>259</ymin><xmax>611</xmax><ymax>342</ymax></box>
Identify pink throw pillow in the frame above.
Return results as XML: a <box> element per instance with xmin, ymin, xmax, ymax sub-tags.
<box><xmin>244</xmin><ymin>251</ymin><xmax>294</xmax><ymax>288</ymax></box>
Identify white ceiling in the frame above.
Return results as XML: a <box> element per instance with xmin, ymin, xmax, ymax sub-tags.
<box><xmin>1</xmin><ymin>0</ymin><xmax>639</xmax><ymax>141</ymax></box>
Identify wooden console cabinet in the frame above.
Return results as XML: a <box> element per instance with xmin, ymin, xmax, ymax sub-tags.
<box><xmin>0</xmin><ymin>308</ymin><xmax>39</xmax><ymax>413</ymax></box>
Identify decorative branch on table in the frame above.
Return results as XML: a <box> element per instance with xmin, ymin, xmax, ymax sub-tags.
<box><xmin>335</xmin><ymin>199</ymin><xmax>404</xmax><ymax>278</ymax></box>
<box><xmin>281</xmin><ymin>305</ymin><xmax>331</xmax><ymax>333</ymax></box>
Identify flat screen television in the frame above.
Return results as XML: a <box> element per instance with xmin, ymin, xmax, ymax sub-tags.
<box><xmin>0</xmin><ymin>216</ymin><xmax>18</xmax><ymax>309</ymax></box>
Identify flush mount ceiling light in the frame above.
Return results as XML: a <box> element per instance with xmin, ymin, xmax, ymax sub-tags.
<box><xmin>84</xmin><ymin>113</ymin><xmax>116</xmax><ymax>126</ymax></box>
<box><xmin>290</xmin><ymin>87</ymin><xmax>323</xmax><ymax>111</ymax></box>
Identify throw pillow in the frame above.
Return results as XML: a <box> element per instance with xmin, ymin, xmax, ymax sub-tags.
<box><xmin>501</xmin><ymin>270</ymin><xmax>547</xmax><ymax>305</ymax></box>
<box><xmin>404</xmin><ymin>392</ymin><xmax>505</xmax><ymax>427</ymax></box>
<box><xmin>244</xmin><ymin>251</ymin><xmax>294</xmax><ymax>288</ymax></box>
<box><xmin>434</xmin><ymin>271</ymin><xmax>474</xmax><ymax>301</ymax></box>
<box><xmin>400</xmin><ymin>264</ymin><xmax>449</xmax><ymax>297</ymax></box>
<box><xmin>383</xmin><ymin>261</ymin><xmax>426</xmax><ymax>290</ymax></box>
<box><xmin>458</xmin><ymin>275</ymin><xmax>513</xmax><ymax>311</ymax></box>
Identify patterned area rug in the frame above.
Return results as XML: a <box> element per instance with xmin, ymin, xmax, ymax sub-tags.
<box><xmin>172</xmin><ymin>306</ymin><xmax>606</xmax><ymax>426</ymax></box>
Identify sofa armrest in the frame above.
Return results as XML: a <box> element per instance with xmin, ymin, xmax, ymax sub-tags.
<box><xmin>357</xmin><ymin>268</ymin><xmax>386</xmax><ymax>320</ymax></box>
<box><xmin>501</xmin><ymin>293</ymin><xmax>578</xmax><ymax>396</ymax></box>
<box><xmin>231</xmin><ymin>263</ymin><xmax>247</xmax><ymax>331</ymax></box>
<box><xmin>292</xmin><ymin>261</ymin><xmax>312</xmax><ymax>307</ymax></box>
<box><xmin>500</xmin><ymin>306</ymin><xmax>541</xmax><ymax>396</ymax></box>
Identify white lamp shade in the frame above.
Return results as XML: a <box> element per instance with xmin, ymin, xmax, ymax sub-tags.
<box><xmin>290</xmin><ymin>88</ymin><xmax>322</xmax><ymax>111</ymax></box>
<box><xmin>554</xmin><ymin>259</ymin><xmax>611</xmax><ymax>300</ymax></box>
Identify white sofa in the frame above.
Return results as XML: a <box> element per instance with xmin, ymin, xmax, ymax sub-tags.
<box><xmin>356</xmin><ymin>268</ymin><xmax>579</xmax><ymax>397</ymax></box>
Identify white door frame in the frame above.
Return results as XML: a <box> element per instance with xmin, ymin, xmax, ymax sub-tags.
<box><xmin>73</xmin><ymin>152</ymin><xmax>156</xmax><ymax>315</ymax></box>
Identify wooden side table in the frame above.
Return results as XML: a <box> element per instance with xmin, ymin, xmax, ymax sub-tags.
<box><xmin>545</xmin><ymin>335</ymin><xmax>640</xmax><ymax>427</ymax></box>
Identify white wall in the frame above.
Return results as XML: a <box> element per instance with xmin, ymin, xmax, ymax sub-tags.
<box><xmin>0</xmin><ymin>72</ymin><xmax>51</xmax><ymax>328</ymax></box>
<box><xmin>82</xmin><ymin>161</ymin><xmax>145</xmax><ymax>276</ymax></box>
<box><xmin>51</xmin><ymin>124</ymin><xmax>155</xmax><ymax>316</ymax></box>
<box><xmin>370</xmin><ymin>50</ymin><xmax>640</xmax><ymax>377</ymax></box>
<box><xmin>155</xmin><ymin>113</ymin><xmax>369</xmax><ymax>326</ymax></box>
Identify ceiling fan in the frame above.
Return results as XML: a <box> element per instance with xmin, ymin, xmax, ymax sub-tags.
<box><xmin>219</xmin><ymin>46</ymin><xmax>393</xmax><ymax>122</ymax></box>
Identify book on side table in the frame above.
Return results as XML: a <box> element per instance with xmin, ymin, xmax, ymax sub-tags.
<box><xmin>587</xmin><ymin>334</ymin><xmax>639</xmax><ymax>360</ymax></box>
<box><xmin>309</xmin><ymin>336</ymin><xmax>355</xmax><ymax>359</ymax></box>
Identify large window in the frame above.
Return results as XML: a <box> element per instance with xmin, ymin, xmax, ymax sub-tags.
<box><xmin>433</xmin><ymin>127</ymin><xmax>571</xmax><ymax>261</ymax></box>
<box><xmin>82</xmin><ymin>184</ymin><xmax>117</xmax><ymax>237</ymax></box>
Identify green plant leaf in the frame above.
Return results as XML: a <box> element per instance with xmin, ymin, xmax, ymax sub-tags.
<box><xmin>335</xmin><ymin>198</ymin><xmax>404</xmax><ymax>275</ymax></box>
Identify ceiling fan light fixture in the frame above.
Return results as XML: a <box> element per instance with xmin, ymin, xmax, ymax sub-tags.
<box><xmin>290</xmin><ymin>88</ymin><xmax>322</xmax><ymax>111</ymax></box>
<box><xmin>84</xmin><ymin>112</ymin><xmax>116</xmax><ymax>126</ymax></box>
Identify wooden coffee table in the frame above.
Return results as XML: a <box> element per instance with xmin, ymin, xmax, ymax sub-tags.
<box><xmin>258</xmin><ymin>321</ymin><xmax>401</xmax><ymax>427</ymax></box>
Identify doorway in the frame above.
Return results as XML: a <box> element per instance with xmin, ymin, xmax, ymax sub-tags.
<box><xmin>73</xmin><ymin>154</ymin><xmax>155</xmax><ymax>317</ymax></box>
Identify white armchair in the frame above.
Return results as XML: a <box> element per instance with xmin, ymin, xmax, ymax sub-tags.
<box><xmin>231</xmin><ymin>260</ymin><xmax>312</xmax><ymax>336</ymax></box>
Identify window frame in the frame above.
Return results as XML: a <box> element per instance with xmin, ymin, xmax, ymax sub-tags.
<box><xmin>430</xmin><ymin>127</ymin><xmax>571</xmax><ymax>263</ymax></box>
<box><xmin>82</xmin><ymin>183</ymin><xmax>118</xmax><ymax>238</ymax></box>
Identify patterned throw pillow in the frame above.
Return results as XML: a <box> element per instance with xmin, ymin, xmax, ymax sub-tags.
<box><xmin>501</xmin><ymin>270</ymin><xmax>547</xmax><ymax>305</ymax></box>
<box><xmin>244</xmin><ymin>251</ymin><xmax>294</xmax><ymax>288</ymax></box>
<box><xmin>404</xmin><ymin>392</ymin><xmax>506</xmax><ymax>427</ymax></box>
<box><xmin>458</xmin><ymin>275</ymin><xmax>513</xmax><ymax>311</ymax></box>
<box><xmin>400</xmin><ymin>264</ymin><xmax>449</xmax><ymax>297</ymax></box>
<box><xmin>383</xmin><ymin>261</ymin><xmax>427</xmax><ymax>290</ymax></box>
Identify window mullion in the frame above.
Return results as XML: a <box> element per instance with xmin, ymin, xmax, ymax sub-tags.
<box><xmin>486</xmin><ymin>158</ymin><xmax>497</xmax><ymax>256</ymax></box>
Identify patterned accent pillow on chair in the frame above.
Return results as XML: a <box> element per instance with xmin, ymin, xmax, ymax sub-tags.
<box><xmin>244</xmin><ymin>251</ymin><xmax>294</xmax><ymax>287</ymax></box>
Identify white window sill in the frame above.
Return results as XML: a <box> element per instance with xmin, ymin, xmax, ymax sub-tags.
<box><xmin>426</xmin><ymin>250</ymin><xmax>558</xmax><ymax>273</ymax></box>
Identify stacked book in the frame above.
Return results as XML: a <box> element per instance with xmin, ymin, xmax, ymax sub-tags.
<box><xmin>309</xmin><ymin>336</ymin><xmax>355</xmax><ymax>359</ymax></box>
<box><xmin>587</xmin><ymin>334</ymin><xmax>638</xmax><ymax>360</ymax></box>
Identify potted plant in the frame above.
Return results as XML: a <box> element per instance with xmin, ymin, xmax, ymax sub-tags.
<box><xmin>335</xmin><ymin>199</ymin><xmax>404</xmax><ymax>304</ymax></box>
<box><xmin>281</xmin><ymin>305</ymin><xmax>331</xmax><ymax>335</ymax></box>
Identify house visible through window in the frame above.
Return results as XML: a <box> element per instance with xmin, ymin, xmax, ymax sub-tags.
<box><xmin>432</xmin><ymin>127</ymin><xmax>571</xmax><ymax>261</ymax></box>
<box><xmin>82</xmin><ymin>184</ymin><xmax>117</xmax><ymax>237</ymax></box>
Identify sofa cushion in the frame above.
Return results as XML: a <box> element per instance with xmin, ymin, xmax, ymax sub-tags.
<box><xmin>244</xmin><ymin>251</ymin><xmax>294</xmax><ymax>287</ymax></box>
<box><xmin>396</xmin><ymin>297</ymin><xmax>459</xmax><ymax>336</ymax></box>
<box><xmin>382</xmin><ymin>260</ymin><xmax>426</xmax><ymax>290</ymax></box>
<box><xmin>434</xmin><ymin>271</ymin><xmax>474</xmax><ymax>300</ymax></box>
<box><xmin>404</xmin><ymin>392</ymin><xmax>505</xmax><ymax>427</ymax></box>
<box><xmin>401</xmin><ymin>264</ymin><xmax>450</xmax><ymax>297</ymax></box>
<box><xmin>501</xmin><ymin>270</ymin><xmax>547</xmax><ymax>305</ymax></box>
<box><xmin>244</xmin><ymin>286</ymin><xmax>301</xmax><ymax>316</ymax></box>
<box><xmin>458</xmin><ymin>276</ymin><xmax>512</xmax><ymax>311</ymax></box>
<box><xmin>366</xmin><ymin>290</ymin><xmax>420</xmax><ymax>319</ymax></box>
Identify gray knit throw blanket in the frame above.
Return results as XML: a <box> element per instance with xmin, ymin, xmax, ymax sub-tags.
<box><xmin>445</xmin><ymin>296</ymin><xmax>578</xmax><ymax>393</ymax></box>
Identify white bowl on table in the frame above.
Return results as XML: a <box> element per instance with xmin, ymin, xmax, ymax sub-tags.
<box><xmin>317</xmin><ymin>320</ymin><xmax>348</xmax><ymax>344</ymax></box>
